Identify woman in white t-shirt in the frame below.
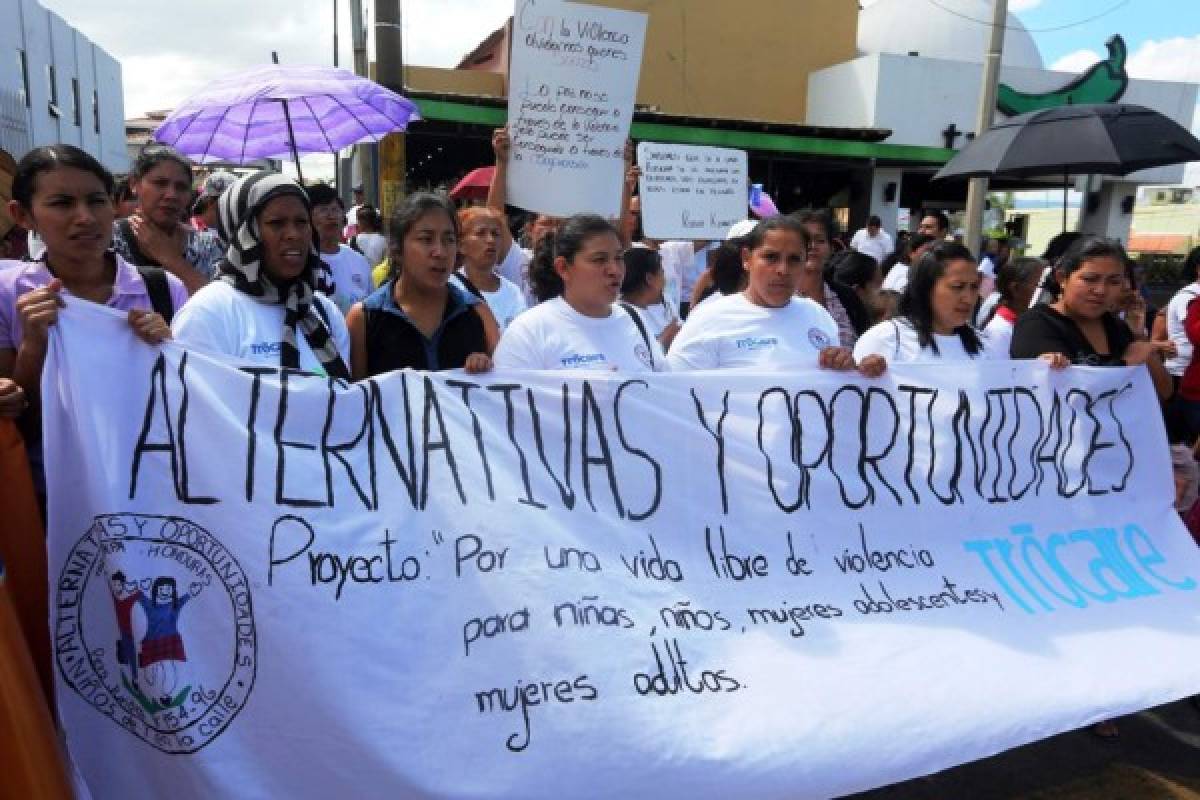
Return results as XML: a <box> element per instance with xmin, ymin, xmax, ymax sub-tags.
<box><xmin>980</xmin><ymin>256</ymin><xmax>1043</xmax><ymax>356</ymax></box>
<box><xmin>451</xmin><ymin>206</ymin><xmax>527</xmax><ymax>331</ymax></box>
<box><xmin>173</xmin><ymin>171</ymin><xmax>351</xmax><ymax>378</ymax></box>
<box><xmin>620</xmin><ymin>247</ymin><xmax>679</xmax><ymax>350</ymax></box>
<box><xmin>854</xmin><ymin>241</ymin><xmax>1000</xmax><ymax>364</ymax></box>
<box><xmin>668</xmin><ymin>215</ymin><xmax>885</xmax><ymax>376</ymax></box>
<box><xmin>494</xmin><ymin>214</ymin><xmax>663</xmax><ymax>372</ymax></box>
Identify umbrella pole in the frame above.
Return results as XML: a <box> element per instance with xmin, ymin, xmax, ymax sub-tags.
<box><xmin>279</xmin><ymin>99</ymin><xmax>304</xmax><ymax>184</ymax></box>
<box><xmin>1060</xmin><ymin>170</ymin><xmax>1070</xmax><ymax>230</ymax></box>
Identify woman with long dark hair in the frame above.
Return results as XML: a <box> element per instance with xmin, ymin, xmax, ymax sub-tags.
<box><xmin>620</xmin><ymin>247</ymin><xmax>679</xmax><ymax>350</ymax></box>
<box><xmin>1010</xmin><ymin>237</ymin><xmax>1171</xmax><ymax>400</ymax></box>
<box><xmin>111</xmin><ymin>145</ymin><xmax>223</xmax><ymax>293</ymax></box>
<box><xmin>793</xmin><ymin>211</ymin><xmax>870</xmax><ymax>346</ymax></box>
<box><xmin>495</xmin><ymin>214</ymin><xmax>663</xmax><ymax>372</ymax></box>
<box><xmin>347</xmin><ymin>192</ymin><xmax>498</xmax><ymax>378</ymax></box>
<box><xmin>979</xmin><ymin>256</ymin><xmax>1044</xmax><ymax>353</ymax></box>
<box><xmin>669</xmin><ymin>215</ymin><xmax>884</xmax><ymax>375</ymax></box>
<box><xmin>1</xmin><ymin>144</ymin><xmax>179</xmax><ymax>488</ymax></box>
<box><xmin>854</xmin><ymin>242</ymin><xmax>1001</xmax><ymax>363</ymax></box>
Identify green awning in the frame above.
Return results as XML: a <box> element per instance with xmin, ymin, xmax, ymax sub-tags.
<box><xmin>411</xmin><ymin>98</ymin><xmax>956</xmax><ymax>165</ymax></box>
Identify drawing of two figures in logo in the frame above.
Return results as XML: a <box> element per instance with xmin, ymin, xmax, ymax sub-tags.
<box><xmin>108</xmin><ymin>572</ymin><xmax>203</xmax><ymax>710</ymax></box>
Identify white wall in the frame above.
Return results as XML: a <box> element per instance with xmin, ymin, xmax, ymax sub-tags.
<box><xmin>3</xmin><ymin>0</ymin><xmax>126</xmax><ymax>171</ymax></box>
<box><xmin>808</xmin><ymin>53</ymin><xmax>1199</xmax><ymax>186</ymax></box>
<box><xmin>803</xmin><ymin>56</ymin><xmax>879</xmax><ymax>133</ymax></box>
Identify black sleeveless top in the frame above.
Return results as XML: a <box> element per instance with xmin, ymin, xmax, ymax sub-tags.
<box><xmin>362</xmin><ymin>281</ymin><xmax>488</xmax><ymax>376</ymax></box>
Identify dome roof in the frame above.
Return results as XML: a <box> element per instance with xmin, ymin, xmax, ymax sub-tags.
<box><xmin>858</xmin><ymin>0</ymin><xmax>1045</xmax><ymax>71</ymax></box>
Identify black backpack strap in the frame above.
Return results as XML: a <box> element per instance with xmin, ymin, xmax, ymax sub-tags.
<box><xmin>118</xmin><ymin>218</ymin><xmax>155</xmax><ymax>266</ymax></box>
<box><xmin>619</xmin><ymin>302</ymin><xmax>656</xmax><ymax>370</ymax></box>
<box><xmin>136</xmin><ymin>266</ymin><xmax>175</xmax><ymax>324</ymax></box>
<box><xmin>454</xmin><ymin>269</ymin><xmax>485</xmax><ymax>300</ymax></box>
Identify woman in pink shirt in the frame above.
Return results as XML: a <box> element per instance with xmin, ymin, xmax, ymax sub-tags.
<box><xmin>0</xmin><ymin>145</ymin><xmax>182</xmax><ymax>486</ymax></box>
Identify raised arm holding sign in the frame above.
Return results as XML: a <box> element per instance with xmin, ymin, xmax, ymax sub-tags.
<box><xmin>505</xmin><ymin>0</ymin><xmax>648</xmax><ymax>218</ymax></box>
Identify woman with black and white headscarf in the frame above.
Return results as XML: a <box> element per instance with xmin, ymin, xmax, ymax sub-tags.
<box><xmin>172</xmin><ymin>171</ymin><xmax>351</xmax><ymax>378</ymax></box>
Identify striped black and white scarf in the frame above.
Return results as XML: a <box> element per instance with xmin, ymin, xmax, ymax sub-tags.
<box><xmin>215</xmin><ymin>172</ymin><xmax>349</xmax><ymax>379</ymax></box>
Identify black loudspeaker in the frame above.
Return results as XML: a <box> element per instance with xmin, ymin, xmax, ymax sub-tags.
<box><xmin>1086</xmin><ymin>192</ymin><xmax>1101</xmax><ymax>214</ymax></box>
<box><xmin>1121</xmin><ymin>195</ymin><xmax>1136</xmax><ymax>214</ymax></box>
<box><xmin>883</xmin><ymin>182</ymin><xmax>897</xmax><ymax>203</ymax></box>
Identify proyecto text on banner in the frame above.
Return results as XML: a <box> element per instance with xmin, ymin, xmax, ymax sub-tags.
<box><xmin>43</xmin><ymin>301</ymin><xmax>1200</xmax><ymax>800</ymax></box>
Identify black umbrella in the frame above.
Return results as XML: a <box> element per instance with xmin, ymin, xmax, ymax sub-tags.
<box><xmin>933</xmin><ymin>103</ymin><xmax>1200</xmax><ymax>229</ymax></box>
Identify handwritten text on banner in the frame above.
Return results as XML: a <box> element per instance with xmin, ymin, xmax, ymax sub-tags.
<box><xmin>44</xmin><ymin>301</ymin><xmax>1200</xmax><ymax>800</ymax></box>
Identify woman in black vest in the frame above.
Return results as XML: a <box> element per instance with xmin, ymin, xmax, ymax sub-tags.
<box><xmin>346</xmin><ymin>193</ymin><xmax>499</xmax><ymax>378</ymax></box>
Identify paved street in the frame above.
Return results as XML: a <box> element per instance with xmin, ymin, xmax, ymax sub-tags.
<box><xmin>849</xmin><ymin>698</ymin><xmax>1200</xmax><ymax>799</ymax></box>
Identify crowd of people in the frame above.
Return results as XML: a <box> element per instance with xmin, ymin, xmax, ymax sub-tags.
<box><xmin>3</xmin><ymin>136</ymin><xmax>1200</xmax><ymax>737</ymax></box>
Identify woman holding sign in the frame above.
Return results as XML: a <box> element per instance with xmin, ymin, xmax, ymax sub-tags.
<box><xmin>494</xmin><ymin>214</ymin><xmax>664</xmax><ymax>372</ymax></box>
<box><xmin>666</xmin><ymin>216</ymin><xmax>884</xmax><ymax>376</ymax></box>
<box><xmin>853</xmin><ymin>242</ymin><xmax>1003</xmax><ymax>363</ymax></box>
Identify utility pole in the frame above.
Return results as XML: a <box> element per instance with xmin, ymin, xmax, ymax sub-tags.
<box><xmin>349</xmin><ymin>0</ymin><xmax>370</xmax><ymax>204</ymax></box>
<box><xmin>375</xmin><ymin>0</ymin><xmax>405</xmax><ymax>218</ymax></box>
<box><xmin>963</xmin><ymin>0</ymin><xmax>1007</xmax><ymax>258</ymax></box>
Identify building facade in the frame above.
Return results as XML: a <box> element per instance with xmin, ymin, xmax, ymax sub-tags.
<box><xmin>0</xmin><ymin>0</ymin><xmax>126</xmax><ymax>171</ymax></box>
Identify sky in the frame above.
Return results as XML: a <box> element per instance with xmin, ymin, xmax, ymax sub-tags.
<box><xmin>35</xmin><ymin>0</ymin><xmax>1200</xmax><ymax>182</ymax></box>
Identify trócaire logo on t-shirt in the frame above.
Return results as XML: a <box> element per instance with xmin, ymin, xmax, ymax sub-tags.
<box><xmin>807</xmin><ymin>328</ymin><xmax>833</xmax><ymax>350</ymax></box>
<box><xmin>560</xmin><ymin>353</ymin><xmax>608</xmax><ymax>368</ymax></box>
<box><xmin>734</xmin><ymin>336</ymin><xmax>778</xmax><ymax>351</ymax></box>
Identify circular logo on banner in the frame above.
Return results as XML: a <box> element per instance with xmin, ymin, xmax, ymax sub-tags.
<box><xmin>808</xmin><ymin>327</ymin><xmax>833</xmax><ymax>350</ymax></box>
<box><xmin>55</xmin><ymin>514</ymin><xmax>256</xmax><ymax>754</ymax></box>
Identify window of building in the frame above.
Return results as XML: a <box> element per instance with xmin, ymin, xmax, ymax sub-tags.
<box><xmin>46</xmin><ymin>64</ymin><xmax>60</xmax><ymax>117</ymax></box>
<box><xmin>92</xmin><ymin>90</ymin><xmax>100</xmax><ymax>133</ymax></box>
<box><xmin>71</xmin><ymin>78</ymin><xmax>81</xmax><ymax>126</ymax></box>
<box><xmin>17</xmin><ymin>50</ymin><xmax>30</xmax><ymax>107</ymax></box>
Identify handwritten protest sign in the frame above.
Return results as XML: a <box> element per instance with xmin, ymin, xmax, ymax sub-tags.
<box><xmin>44</xmin><ymin>301</ymin><xmax>1200</xmax><ymax>800</ymax></box>
<box><xmin>505</xmin><ymin>0</ymin><xmax>647</xmax><ymax>218</ymax></box>
<box><xmin>637</xmin><ymin>143</ymin><xmax>748</xmax><ymax>240</ymax></box>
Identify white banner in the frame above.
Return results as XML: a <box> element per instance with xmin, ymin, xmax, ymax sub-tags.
<box><xmin>637</xmin><ymin>142</ymin><xmax>748</xmax><ymax>240</ymax></box>
<box><xmin>44</xmin><ymin>301</ymin><xmax>1200</xmax><ymax>800</ymax></box>
<box><xmin>505</xmin><ymin>0</ymin><xmax>647</xmax><ymax>218</ymax></box>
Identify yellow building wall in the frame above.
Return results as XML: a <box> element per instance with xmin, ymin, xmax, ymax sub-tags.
<box><xmin>404</xmin><ymin>1</ymin><xmax>859</xmax><ymax>125</ymax></box>
<box><xmin>577</xmin><ymin>0</ymin><xmax>857</xmax><ymax>123</ymax></box>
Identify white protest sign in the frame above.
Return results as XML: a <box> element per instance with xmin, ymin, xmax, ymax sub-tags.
<box><xmin>637</xmin><ymin>142</ymin><xmax>748</xmax><ymax>240</ymax></box>
<box><xmin>505</xmin><ymin>0</ymin><xmax>647</xmax><ymax>218</ymax></box>
<box><xmin>44</xmin><ymin>300</ymin><xmax>1200</xmax><ymax>800</ymax></box>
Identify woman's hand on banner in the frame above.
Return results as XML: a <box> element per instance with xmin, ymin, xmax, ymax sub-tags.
<box><xmin>856</xmin><ymin>354</ymin><xmax>888</xmax><ymax>379</ymax></box>
<box><xmin>1040</xmin><ymin>352</ymin><xmax>1071</xmax><ymax>370</ymax></box>
<box><xmin>464</xmin><ymin>352</ymin><xmax>494</xmax><ymax>374</ymax></box>
<box><xmin>15</xmin><ymin>278</ymin><xmax>65</xmax><ymax>350</ymax></box>
<box><xmin>818</xmin><ymin>346</ymin><xmax>857</xmax><ymax>372</ymax></box>
<box><xmin>128</xmin><ymin>309</ymin><xmax>173</xmax><ymax>345</ymax></box>
<box><xmin>0</xmin><ymin>378</ymin><xmax>26</xmax><ymax>417</ymax></box>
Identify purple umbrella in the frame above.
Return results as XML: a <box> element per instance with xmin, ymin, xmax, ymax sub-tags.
<box><xmin>153</xmin><ymin>64</ymin><xmax>420</xmax><ymax>182</ymax></box>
